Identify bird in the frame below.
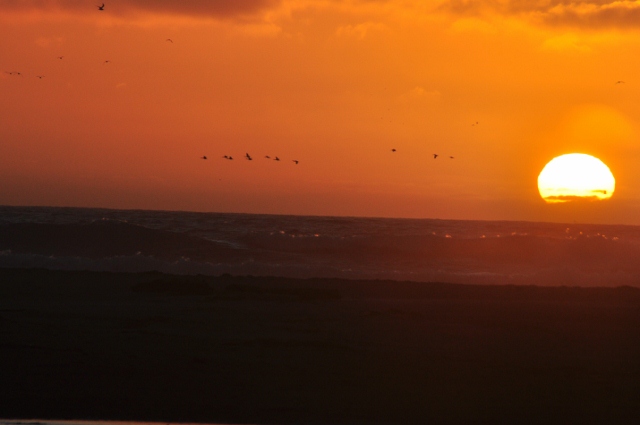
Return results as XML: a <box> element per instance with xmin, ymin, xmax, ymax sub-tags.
<box><xmin>391</xmin><ymin>148</ymin><xmax>396</xmax><ymax>152</ymax></box>
<box><xmin>274</xmin><ymin>157</ymin><xmax>280</xmax><ymax>161</ymax></box>
<box><xmin>223</xmin><ymin>155</ymin><xmax>233</xmax><ymax>160</ymax></box>
<box><xmin>98</xmin><ymin>4</ymin><xmax>105</xmax><ymax>11</ymax></box>
<box><xmin>245</xmin><ymin>153</ymin><xmax>252</xmax><ymax>160</ymax></box>
<box><xmin>57</xmin><ymin>56</ymin><xmax>64</xmax><ymax>60</ymax></box>
<box><xmin>433</xmin><ymin>154</ymin><xmax>438</xmax><ymax>159</ymax></box>
<box><xmin>104</xmin><ymin>60</ymin><xmax>110</xmax><ymax>64</ymax></box>
<box><xmin>265</xmin><ymin>155</ymin><xmax>271</xmax><ymax>159</ymax></box>
<box><xmin>292</xmin><ymin>160</ymin><xmax>299</xmax><ymax>164</ymax></box>
<box><xmin>472</xmin><ymin>121</ymin><xmax>478</xmax><ymax>126</ymax></box>
<box><xmin>166</xmin><ymin>39</ymin><xmax>173</xmax><ymax>43</ymax></box>
<box><xmin>201</xmin><ymin>156</ymin><xmax>207</xmax><ymax>160</ymax></box>
<box><xmin>449</xmin><ymin>156</ymin><xmax>454</xmax><ymax>159</ymax></box>
<box><xmin>616</xmin><ymin>80</ymin><xmax>625</xmax><ymax>84</ymax></box>
<box><xmin>36</xmin><ymin>75</ymin><xmax>44</xmax><ymax>79</ymax></box>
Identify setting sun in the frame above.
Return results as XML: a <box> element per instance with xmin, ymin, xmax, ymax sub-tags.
<box><xmin>538</xmin><ymin>153</ymin><xmax>615</xmax><ymax>203</ymax></box>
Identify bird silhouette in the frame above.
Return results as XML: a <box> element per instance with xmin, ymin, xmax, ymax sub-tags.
<box><xmin>292</xmin><ymin>160</ymin><xmax>299</xmax><ymax>164</ymax></box>
<box><xmin>274</xmin><ymin>157</ymin><xmax>280</xmax><ymax>161</ymax></box>
<box><xmin>449</xmin><ymin>156</ymin><xmax>454</xmax><ymax>159</ymax></box>
<box><xmin>36</xmin><ymin>75</ymin><xmax>44</xmax><ymax>79</ymax></box>
<box><xmin>433</xmin><ymin>154</ymin><xmax>438</xmax><ymax>159</ymax></box>
<box><xmin>391</xmin><ymin>148</ymin><xmax>396</xmax><ymax>152</ymax></box>
<box><xmin>166</xmin><ymin>39</ymin><xmax>173</xmax><ymax>43</ymax></box>
<box><xmin>201</xmin><ymin>156</ymin><xmax>207</xmax><ymax>160</ymax></box>
<box><xmin>265</xmin><ymin>155</ymin><xmax>271</xmax><ymax>159</ymax></box>
<box><xmin>245</xmin><ymin>153</ymin><xmax>252</xmax><ymax>160</ymax></box>
<box><xmin>104</xmin><ymin>60</ymin><xmax>110</xmax><ymax>64</ymax></box>
<box><xmin>616</xmin><ymin>81</ymin><xmax>625</xmax><ymax>84</ymax></box>
<box><xmin>98</xmin><ymin>4</ymin><xmax>105</xmax><ymax>11</ymax></box>
<box><xmin>57</xmin><ymin>56</ymin><xmax>64</xmax><ymax>60</ymax></box>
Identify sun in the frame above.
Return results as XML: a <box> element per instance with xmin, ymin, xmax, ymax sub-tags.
<box><xmin>538</xmin><ymin>153</ymin><xmax>615</xmax><ymax>203</ymax></box>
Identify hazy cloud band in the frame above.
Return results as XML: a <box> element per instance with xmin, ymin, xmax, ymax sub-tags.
<box><xmin>442</xmin><ymin>0</ymin><xmax>640</xmax><ymax>29</ymax></box>
<box><xmin>0</xmin><ymin>0</ymin><xmax>282</xmax><ymax>18</ymax></box>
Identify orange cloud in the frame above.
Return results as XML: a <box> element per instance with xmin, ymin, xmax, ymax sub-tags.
<box><xmin>441</xmin><ymin>0</ymin><xmax>640</xmax><ymax>30</ymax></box>
<box><xmin>541</xmin><ymin>1</ymin><xmax>640</xmax><ymax>29</ymax></box>
<box><xmin>0</xmin><ymin>0</ymin><xmax>282</xmax><ymax>19</ymax></box>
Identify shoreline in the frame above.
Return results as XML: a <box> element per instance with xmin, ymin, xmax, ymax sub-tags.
<box><xmin>2</xmin><ymin>267</ymin><xmax>640</xmax><ymax>424</ymax></box>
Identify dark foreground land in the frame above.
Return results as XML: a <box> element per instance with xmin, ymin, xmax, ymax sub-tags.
<box><xmin>1</xmin><ymin>268</ymin><xmax>640</xmax><ymax>425</ymax></box>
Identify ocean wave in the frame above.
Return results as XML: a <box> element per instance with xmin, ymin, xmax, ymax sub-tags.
<box><xmin>0</xmin><ymin>220</ymin><xmax>243</xmax><ymax>262</ymax></box>
<box><xmin>2</xmin><ymin>207</ymin><xmax>640</xmax><ymax>286</ymax></box>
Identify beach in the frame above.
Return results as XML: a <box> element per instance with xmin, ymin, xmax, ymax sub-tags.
<box><xmin>2</xmin><ymin>267</ymin><xmax>640</xmax><ymax>424</ymax></box>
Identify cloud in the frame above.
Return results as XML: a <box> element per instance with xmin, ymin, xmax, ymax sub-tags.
<box><xmin>541</xmin><ymin>33</ymin><xmax>591</xmax><ymax>52</ymax></box>
<box><xmin>335</xmin><ymin>21</ymin><xmax>387</xmax><ymax>39</ymax></box>
<box><xmin>399</xmin><ymin>86</ymin><xmax>441</xmax><ymax>102</ymax></box>
<box><xmin>0</xmin><ymin>0</ymin><xmax>282</xmax><ymax>19</ymax></box>
<box><xmin>541</xmin><ymin>1</ymin><xmax>640</xmax><ymax>29</ymax></box>
<box><xmin>450</xmin><ymin>17</ymin><xmax>498</xmax><ymax>33</ymax></box>
<box><xmin>543</xmin><ymin>194</ymin><xmax>608</xmax><ymax>203</ymax></box>
<box><xmin>441</xmin><ymin>0</ymin><xmax>640</xmax><ymax>30</ymax></box>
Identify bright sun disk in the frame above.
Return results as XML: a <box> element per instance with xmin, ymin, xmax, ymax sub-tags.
<box><xmin>538</xmin><ymin>153</ymin><xmax>615</xmax><ymax>203</ymax></box>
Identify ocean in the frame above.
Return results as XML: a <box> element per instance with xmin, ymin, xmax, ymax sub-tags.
<box><xmin>1</xmin><ymin>205</ymin><xmax>639</xmax><ymax>287</ymax></box>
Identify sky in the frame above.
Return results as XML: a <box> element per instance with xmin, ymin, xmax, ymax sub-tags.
<box><xmin>1</xmin><ymin>0</ymin><xmax>640</xmax><ymax>224</ymax></box>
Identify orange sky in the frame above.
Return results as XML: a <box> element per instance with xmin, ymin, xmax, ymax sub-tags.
<box><xmin>2</xmin><ymin>0</ymin><xmax>640</xmax><ymax>224</ymax></box>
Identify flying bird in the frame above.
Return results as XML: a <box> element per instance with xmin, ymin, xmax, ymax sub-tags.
<box><xmin>391</xmin><ymin>148</ymin><xmax>396</xmax><ymax>152</ymax></box>
<box><xmin>265</xmin><ymin>155</ymin><xmax>271</xmax><ymax>159</ymax></box>
<box><xmin>449</xmin><ymin>156</ymin><xmax>454</xmax><ymax>159</ymax></box>
<box><xmin>292</xmin><ymin>160</ymin><xmax>299</xmax><ymax>164</ymax></box>
<box><xmin>433</xmin><ymin>154</ymin><xmax>438</xmax><ymax>159</ymax></box>
<box><xmin>616</xmin><ymin>80</ymin><xmax>625</xmax><ymax>84</ymax></box>
<box><xmin>57</xmin><ymin>56</ymin><xmax>64</xmax><ymax>60</ymax></box>
<box><xmin>104</xmin><ymin>60</ymin><xmax>110</xmax><ymax>64</ymax></box>
<box><xmin>201</xmin><ymin>156</ymin><xmax>207</xmax><ymax>160</ymax></box>
<box><xmin>274</xmin><ymin>157</ymin><xmax>280</xmax><ymax>161</ymax></box>
<box><xmin>223</xmin><ymin>155</ymin><xmax>233</xmax><ymax>160</ymax></box>
<box><xmin>166</xmin><ymin>39</ymin><xmax>173</xmax><ymax>43</ymax></box>
<box><xmin>98</xmin><ymin>4</ymin><xmax>105</xmax><ymax>11</ymax></box>
<box><xmin>245</xmin><ymin>153</ymin><xmax>253</xmax><ymax>160</ymax></box>
<box><xmin>36</xmin><ymin>75</ymin><xmax>44</xmax><ymax>79</ymax></box>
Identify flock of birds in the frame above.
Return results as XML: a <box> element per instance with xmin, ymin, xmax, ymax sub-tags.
<box><xmin>201</xmin><ymin>153</ymin><xmax>300</xmax><ymax>164</ymax></box>
<box><xmin>201</xmin><ymin>149</ymin><xmax>456</xmax><ymax>164</ymax></box>
<box><xmin>6</xmin><ymin>2</ymin><xmax>629</xmax><ymax>171</ymax></box>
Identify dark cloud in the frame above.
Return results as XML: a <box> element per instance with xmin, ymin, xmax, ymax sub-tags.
<box><xmin>126</xmin><ymin>0</ymin><xmax>281</xmax><ymax>17</ymax></box>
<box><xmin>544</xmin><ymin>195</ymin><xmax>607</xmax><ymax>203</ymax></box>
<box><xmin>441</xmin><ymin>0</ymin><xmax>640</xmax><ymax>30</ymax></box>
<box><xmin>0</xmin><ymin>0</ymin><xmax>281</xmax><ymax>19</ymax></box>
<box><xmin>542</xmin><ymin>2</ymin><xmax>640</xmax><ymax>29</ymax></box>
